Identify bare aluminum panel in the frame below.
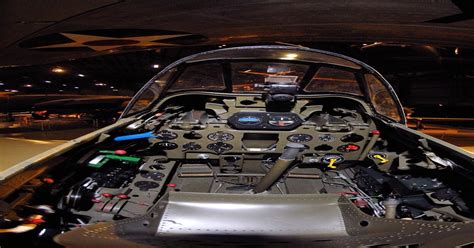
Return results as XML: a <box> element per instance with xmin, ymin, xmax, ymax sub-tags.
<box><xmin>157</xmin><ymin>192</ymin><xmax>348</xmax><ymax>237</ymax></box>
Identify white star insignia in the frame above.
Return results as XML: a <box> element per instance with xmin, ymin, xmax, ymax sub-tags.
<box><xmin>35</xmin><ymin>33</ymin><xmax>192</xmax><ymax>51</ymax></box>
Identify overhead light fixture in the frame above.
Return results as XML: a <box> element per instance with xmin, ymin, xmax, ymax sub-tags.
<box><xmin>95</xmin><ymin>82</ymin><xmax>107</xmax><ymax>86</ymax></box>
<box><xmin>62</xmin><ymin>84</ymin><xmax>67</xmax><ymax>87</ymax></box>
<box><xmin>455</xmin><ymin>47</ymin><xmax>460</xmax><ymax>55</ymax></box>
<box><xmin>44</xmin><ymin>80</ymin><xmax>51</xmax><ymax>83</ymax></box>
<box><xmin>110</xmin><ymin>86</ymin><xmax>114</xmax><ymax>89</ymax></box>
<box><xmin>152</xmin><ymin>64</ymin><xmax>160</xmax><ymax>69</ymax></box>
<box><xmin>24</xmin><ymin>84</ymin><xmax>33</xmax><ymax>88</ymax></box>
<box><xmin>280</xmin><ymin>53</ymin><xmax>298</xmax><ymax>60</ymax></box>
<box><xmin>74</xmin><ymin>86</ymin><xmax>79</xmax><ymax>89</ymax></box>
<box><xmin>0</xmin><ymin>82</ymin><xmax>4</xmax><ymax>86</ymax></box>
<box><xmin>77</xmin><ymin>74</ymin><xmax>85</xmax><ymax>77</ymax></box>
<box><xmin>51</xmin><ymin>67</ymin><xmax>66</xmax><ymax>73</ymax></box>
<box><xmin>11</xmin><ymin>89</ymin><xmax>18</xmax><ymax>93</ymax></box>
<box><xmin>361</xmin><ymin>42</ymin><xmax>383</xmax><ymax>49</ymax></box>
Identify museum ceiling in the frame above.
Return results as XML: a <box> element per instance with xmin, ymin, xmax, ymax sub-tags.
<box><xmin>2</xmin><ymin>0</ymin><xmax>474</xmax><ymax>67</ymax></box>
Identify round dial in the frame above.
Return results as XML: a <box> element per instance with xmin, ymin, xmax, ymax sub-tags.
<box><xmin>154</xmin><ymin>141</ymin><xmax>178</xmax><ymax>150</ymax></box>
<box><xmin>207</xmin><ymin>142</ymin><xmax>233</xmax><ymax>154</ymax></box>
<box><xmin>140</xmin><ymin>171</ymin><xmax>165</xmax><ymax>180</ymax></box>
<box><xmin>183</xmin><ymin>142</ymin><xmax>201</xmax><ymax>151</ymax></box>
<box><xmin>337</xmin><ymin>144</ymin><xmax>360</xmax><ymax>152</ymax></box>
<box><xmin>319</xmin><ymin>134</ymin><xmax>335</xmax><ymax>142</ymax></box>
<box><xmin>268</xmin><ymin>115</ymin><xmax>295</xmax><ymax>127</ymax></box>
<box><xmin>155</xmin><ymin>130</ymin><xmax>178</xmax><ymax>140</ymax></box>
<box><xmin>207</xmin><ymin>131</ymin><xmax>234</xmax><ymax>142</ymax></box>
<box><xmin>287</xmin><ymin>133</ymin><xmax>313</xmax><ymax>143</ymax></box>
<box><xmin>237</xmin><ymin>116</ymin><xmax>262</xmax><ymax>125</ymax></box>
<box><xmin>134</xmin><ymin>181</ymin><xmax>160</xmax><ymax>191</ymax></box>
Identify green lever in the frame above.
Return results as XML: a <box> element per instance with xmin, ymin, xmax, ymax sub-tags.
<box><xmin>104</xmin><ymin>154</ymin><xmax>141</xmax><ymax>163</ymax></box>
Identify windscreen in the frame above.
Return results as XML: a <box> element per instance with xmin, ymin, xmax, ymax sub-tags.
<box><xmin>124</xmin><ymin>59</ymin><xmax>403</xmax><ymax>123</ymax></box>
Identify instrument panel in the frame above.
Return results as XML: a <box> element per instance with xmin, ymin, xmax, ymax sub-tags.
<box><xmin>137</xmin><ymin>98</ymin><xmax>374</xmax><ymax>163</ymax></box>
<box><xmin>148</xmin><ymin>111</ymin><xmax>372</xmax><ymax>163</ymax></box>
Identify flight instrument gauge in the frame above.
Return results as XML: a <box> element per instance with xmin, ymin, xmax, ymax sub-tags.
<box><xmin>268</xmin><ymin>115</ymin><xmax>296</xmax><ymax>127</ymax></box>
<box><xmin>207</xmin><ymin>132</ymin><xmax>234</xmax><ymax>142</ymax></box>
<box><xmin>237</xmin><ymin>116</ymin><xmax>262</xmax><ymax>125</ymax></box>
<box><xmin>207</xmin><ymin>142</ymin><xmax>233</xmax><ymax>154</ymax></box>
<box><xmin>155</xmin><ymin>130</ymin><xmax>178</xmax><ymax>140</ymax></box>
<box><xmin>183</xmin><ymin>142</ymin><xmax>201</xmax><ymax>151</ymax></box>
<box><xmin>153</xmin><ymin>141</ymin><xmax>178</xmax><ymax>150</ymax></box>
<box><xmin>319</xmin><ymin>134</ymin><xmax>335</xmax><ymax>142</ymax></box>
<box><xmin>287</xmin><ymin>133</ymin><xmax>313</xmax><ymax>143</ymax></box>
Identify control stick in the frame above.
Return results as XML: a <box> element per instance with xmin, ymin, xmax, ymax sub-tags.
<box><xmin>253</xmin><ymin>143</ymin><xmax>305</xmax><ymax>193</ymax></box>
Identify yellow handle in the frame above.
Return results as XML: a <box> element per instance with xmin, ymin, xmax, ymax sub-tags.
<box><xmin>327</xmin><ymin>158</ymin><xmax>337</xmax><ymax>169</ymax></box>
<box><xmin>373</xmin><ymin>154</ymin><xmax>389</xmax><ymax>164</ymax></box>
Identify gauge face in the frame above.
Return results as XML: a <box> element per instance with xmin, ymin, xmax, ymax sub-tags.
<box><xmin>337</xmin><ymin>144</ymin><xmax>360</xmax><ymax>152</ymax></box>
<box><xmin>287</xmin><ymin>133</ymin><xmax>313</xmax><ymax>143</ymax></box>
<box><xmin>319</xmin><ymin>134</ymin><xmax>335</xmax><ymax>142</ymax></box>
<box><xmin>207</xmin><ymin>132</ymin><xmax>234</xmax><ymax>142</ymax></box>
<box><xmin>134</xmin><ymin>181</ymin><xmax>160</xmax><ymax>191</ymax></box>
<box><xmin>237</xmin><ymin>116</ymin><xmax>262</xmax><ymax>125</ymax></box>
<box><xmin>268</xmin><ymin>115</ymin><xmax>295</xmax><ymax>127</ymax></box>
<box><xmin>183</xmin><ymin>142</ymin><xmax>201</xmax><ymax>151</ymax></box>
<box><xmin>140</xmin><ymin>171</ymin><xmax>164</xmax><ymax>180</ymax></box>
<box><xmin>321</xmin><ymin>154</ymin><xmax>344</xmax><ymax>164</ymax></box>
<box><xmin>154</xmin><ymin>141</ymin><xmax>178</xmax><ymax>150</ymax></box>
<box><xmin>207</xmin><ymin>142</ymin><xmax>233</xmax><ymax>154</ymax></box>
<box><xmin>155</xmin><ymin>130</ymin><xmax>178</xmax><ymax>140</ymax></box>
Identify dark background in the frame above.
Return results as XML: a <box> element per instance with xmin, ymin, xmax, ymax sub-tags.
<box><xmin>2</xmin><ymin>43</ymin><xmax>474</xmax><ymax>118</ymax></box>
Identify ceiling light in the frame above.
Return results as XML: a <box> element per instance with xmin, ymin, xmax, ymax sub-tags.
<box><xmin>74</xmin><ymin>86</ymin><xmax>79</xmax><ymax>89</ymax></box>
<box><xmin>152</xmin><ymin>64</ymin><xmax>160</xmax><ymax>69</ymax></box>
<box><xmin>51</xmin><ymin>67</ymin><xmax>66</xmax><ymax>73</ymax></box>
<box><xmin>110</xmin><ymin>86</ymin><xmax>114</xmax><ymax>89</ymax></box>
<box><xmin>361</xmin><ymin>41</ymin><xmax>383</xmax><ymax>49</ymax></box>
<box><xmin>24</xmin><ymin>84</ymin><xmax>33</xmax><ymax>87</ymax></box>
<box><xmin>455</xmin><ymin>48</ymin><xmax>460</xmax><ymax>55</ymax></box>
<box><xmin>44</xmin><ymin>80</ymin><xmax>51</xmax><ymax>83</ymax></box>
<box><xmin>62</xmin><ymin>84</ymin><xmax>67</xmax><ymax>87</ymax></box>
<box><xmin>77</xmin><ymin>74</ymin><xmax>85</xmax><ymax>77</ymax></box>
<box><xmin>0</xmin><ymin>83</ymin><xmax>4</xmax><ymax>86</ymax></box>
<box><xmin>280</xmin><ymin>53</ymin><xmax>298</xmax><ymax>60</ymax></box>
<box><xmin>11</xmin><ymin>89</ymin><xmax>18</xmax><ymax>93</ymax></box>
